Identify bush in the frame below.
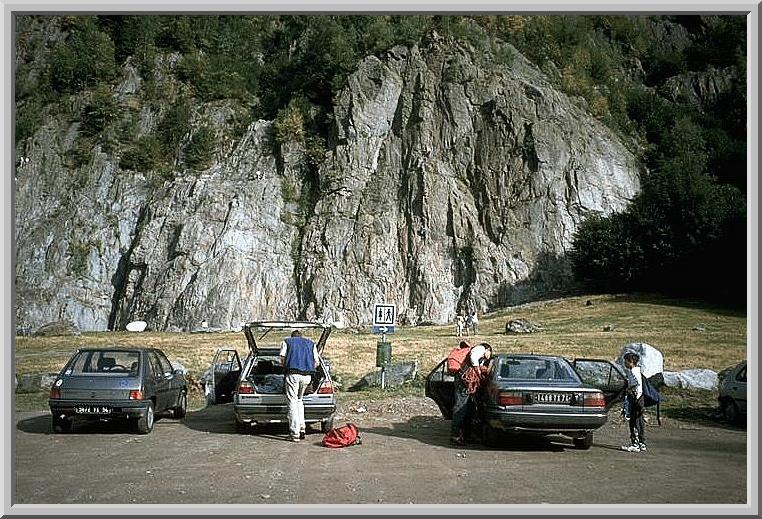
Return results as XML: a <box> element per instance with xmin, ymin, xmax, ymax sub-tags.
<box><xmin>120</xmin><ymin>135</ymin><xmax>163</xmax><ymax>172</ymax></box>
<box><xmin>274</xmin><ymin>102</ymin><xmax>305</xmax><ymax>144</ymax></box>
<box><xmin>81</xmin><ymin>83</ymin><xmax>121</xmax><ymax>136</ymax></box>
<box><xmin>157</xmin><ymin>97</ymin><xmax>192</xmax><ymax>156</ymax></box>
<box><xmin>183</xmin><ymin>125</ymin><xmax>216</xmax><ymax>170</ymax></box>
<box><xmin>50</xmin><ymin>17</ymin><xmax>117</xmax><ymax>93</ymax></box>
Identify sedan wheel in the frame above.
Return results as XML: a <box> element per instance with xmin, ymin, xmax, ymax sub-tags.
<box><xmin>174</xmin><ymin>391</ymin><xmax>187</xmax><ymax>419</ymax></box>
<box><xmin>52</xmin><ymin>415</ymin><xmax>72</xmax><ymax>434</ymax></box>
<box><xmin>482</xmin><ymin>422</ymin><xmax>500</xmax><ymax>447</ymax></box>
<box><xmin>573</xmin><ymin>432</ymin><xmax>594</xmax><ymax>450</ymax></box>
<box><xmin>136</xmin><ymin>402</ymin><xmax>155</xmax><ymax>434</ymax></box>
<box><xmin>722</xmin><ymin>399</ymin><xmax>739</xmax><ymax>424</ymax></box>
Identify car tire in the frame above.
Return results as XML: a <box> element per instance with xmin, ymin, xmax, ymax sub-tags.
<box><xmin>321</xmin><ymin>415</ymin><xmax>335</xmax><ymax>433</ymax></box>
<box><xmin>235</xmin><ymin>418</ymin><xmax>249</xmax><ymax>434</ymax></box>
<box><xmin>174</xmin><ymin>391</ymin><xmax>187</xmax><ymax>419</ymax></box>
<box><xmin>482</xmin><ymin>422</ymin><xmax>499</xmax><ymax>447</ymax></box>
<box><xmin>52</xmin><ymin>415</ymin><xmax>72</xmax><ymax>434</ymax></box>
<box><xmin>136</xmin><ymin>402</ymin><xmax>155</xmax><ymax>434</ymax></box>
<box><xmin>722</xmin><ymin>399</ymin><xmax>740</xmax><ymax>424</ymax></box>
<box><xmin>573</xmin><ymin>432</ymin><xmax>594</xmax><ymax>450</ymax></box>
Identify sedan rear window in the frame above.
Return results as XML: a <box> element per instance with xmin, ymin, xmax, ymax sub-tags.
<box><xmin>65</xmin><ymin>351</ymin><xmax>140</xmax><ymax>376</ymax></box>
<box><xmin>498</xmin><ymin>357</ymin><xmax>579</xmax><ymax>381</ymax></box>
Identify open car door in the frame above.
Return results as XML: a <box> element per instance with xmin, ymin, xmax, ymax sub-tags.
<box><xmin>572</xmin><ymin>358</ymin><xmax>627</xmax><ymax>409</ymax></box>
<box><xmin>207</xmin><ymin>349</ymin><xmax>242</xmax><ymax>405</ymax></box>
<box><xmin>425</xmin><ymin>359</ymin><xmax>455</xmax><ymax>419</ymax></box>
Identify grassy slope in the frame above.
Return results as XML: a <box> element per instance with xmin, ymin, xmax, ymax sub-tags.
<box><xmin>15</xmin><ymin>294</ymin><xmax>747</xmax><ymax>419</ymax></box>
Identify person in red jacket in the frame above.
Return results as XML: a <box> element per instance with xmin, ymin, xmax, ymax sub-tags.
<box><xmin>450</xmin><ymin>343</ymin><xmax>492</xmax><ymax>446</ymax></box>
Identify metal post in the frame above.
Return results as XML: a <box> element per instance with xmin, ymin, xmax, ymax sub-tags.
<box><xmin>381</xmin><ymin>332</ymin><xmax>386</xmax><ymax>389</ymax></box>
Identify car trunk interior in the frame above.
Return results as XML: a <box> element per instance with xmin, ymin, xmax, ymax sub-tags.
<box><xmin>245</xmin><ymin>356</ymin><xmax>328</xmax><ymax>396</ymax></box>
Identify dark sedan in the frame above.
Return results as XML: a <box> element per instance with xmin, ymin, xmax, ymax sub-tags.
<box><xmin>426</xmin><ymin>353</ymin><xmax>627</xmax><ymax>449</ymax></box>
<box><xmin>48</xmin><ymin>347</ymin><xmax>187</xmax><ymax>434</ymax></box>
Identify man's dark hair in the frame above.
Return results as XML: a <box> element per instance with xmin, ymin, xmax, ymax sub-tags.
<box><xmin>291</xmin><ymin>329</ymin><xmax>303</xmax><ymax>338</ymax></box>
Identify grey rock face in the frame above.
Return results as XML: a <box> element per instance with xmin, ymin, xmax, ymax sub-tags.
<box><xmin>15</xmin><ymin>40</ymin><xmax>642</xmax><ymax>331</ymax></box>
<box><xmin>660</xmin><ymin>66</ymin><xmax>737</xmax><ymax>108</ymax></box>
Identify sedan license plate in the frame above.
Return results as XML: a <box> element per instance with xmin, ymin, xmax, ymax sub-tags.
<box><xmin>75</xmin><ymin>406</ymin><xmax>111</xmax><ymax>414</ymax></box>
<box><xmin>533</xmin><ymin>392</ymin><xmax>572</xmax><ymax>404</ymax></box>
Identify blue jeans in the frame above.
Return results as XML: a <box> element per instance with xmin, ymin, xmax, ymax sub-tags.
<box><xmin>451</xmin><ymin>377</ymin><xmax>474</xmax><ymax>438</ymax></box>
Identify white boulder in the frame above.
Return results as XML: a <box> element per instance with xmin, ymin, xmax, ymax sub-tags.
<box><xmin>126</xmin><ymin>320</ymin><xmax>148</xmax><ymax>332</ymax></box>
<box><xmin>663</xmin><ymin>369</ymin><xmax>718</xmax><ymax>390</ymax></box>
<box><xmin>616</xmin><ymin>342</ymin><xmax>664</xmax><ymax>378</ymax></box>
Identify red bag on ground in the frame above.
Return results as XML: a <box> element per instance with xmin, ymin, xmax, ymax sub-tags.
<box><xmin>322</xmin><ymin>423</ymin><xmax>362</xmax><ymax>448</ymax></box>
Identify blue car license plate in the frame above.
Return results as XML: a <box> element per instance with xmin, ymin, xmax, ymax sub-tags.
<box><xmin>75</xmin><ymin>406</ymin><xmax>111</xmax><ymax>414</ymax></box>
<box><xmin>534</xmin><ymin>393</ymin><xmax>571</xmax><ymax>404</ymax></box>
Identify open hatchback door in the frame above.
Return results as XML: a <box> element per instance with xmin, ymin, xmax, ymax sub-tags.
<box><xmin>571</xmin><ymin>358</ymin><xmax>628</xmax><ymax>409</ymax></box>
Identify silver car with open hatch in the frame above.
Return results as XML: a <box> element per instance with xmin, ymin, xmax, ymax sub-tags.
<box><xmin>204</xmin><ymin>321</ymin><xmax>337</xmax><ymax>434</ymax></box>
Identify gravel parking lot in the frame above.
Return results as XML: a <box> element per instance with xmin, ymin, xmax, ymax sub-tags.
<box><xmin>14</xmin><ymin>397</ymin><xmax>746</xmax><ymax>505</ymax></box>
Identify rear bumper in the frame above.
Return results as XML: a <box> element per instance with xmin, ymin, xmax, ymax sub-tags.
<box><xmin>234</xmin><ymin>403</ymin><xmax>336</xmax><ymax>424</ymax></box>
<box><xmin>49</xmin><ymin>399</ymin><xmax>150</xmax><ymax>420</ymax></box>
<box><xmin>484</xmin><ymin>409</ymin><xmax>608</xmax><ymax>434</ymax></box>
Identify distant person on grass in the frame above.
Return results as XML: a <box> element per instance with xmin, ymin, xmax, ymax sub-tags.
<box><xmin>451</xmin><ymin>342</ymin><xmax>492</xmax><ymax>446</ymax></box>
<box><xmin>455</xmin><ymin>312</ymin><xmax>465</xmax><ymax>337</ymax></box>
<box><xmin>469</xmin><ymin>311</ymin><xmax>479</xmax><ymax>335</ymax></box>
<box><xmin>279</xmin><ymin>329</ymin><xmax>320</xmax><ymax>442</ymax></box>
<box><xmin>621</xmin><ymin>351</ymin><xmax>647</xmax><ymax>453</ymax></box>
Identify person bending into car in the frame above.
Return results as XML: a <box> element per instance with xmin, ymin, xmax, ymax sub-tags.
<box><xmin>621</xmin><ymin>352</ymin><xmax>646</xmax><ymax>453</ymax></box>
<box><xmin>279</xmin><ymin>329</ymin><xmax>320</xmax><ymax>442</ymax></box>
<box><xmin>451</xmin><ymin>343</ymin><xmax>492</xmax><ymax>446</ymax></box>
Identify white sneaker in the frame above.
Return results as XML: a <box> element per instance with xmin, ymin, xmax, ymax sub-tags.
<box><xmin>621</xmin><ymin>444</ymin><xmax>641</xmax><ymax>452</ymax></box>
<box><xmin>638</xmin><ymin>443</ymin><xmax>647</xmax><ymax>451</ymax></box>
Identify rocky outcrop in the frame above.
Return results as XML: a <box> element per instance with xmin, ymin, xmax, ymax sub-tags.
<box><xmin>660</xmin><ymin>66</ymin><xmax>738</xmax><ymax>108</ymax></box>
<box><xmin>15</xmin><ymin>37</ymin><xmax>642</xmax><ymax>331</ymax></box>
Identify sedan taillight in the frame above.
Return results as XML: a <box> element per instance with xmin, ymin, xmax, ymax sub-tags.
<box><xmin>498</xmin><ymin>391</ymin><xmax>523</xmax><ymax>406</ymax></box>
<box><xmin>583</xmin><ymin>392</ymin><xmax>606</xmax><ymax>408</ymax></box>
<box><xmin>49</xmin><ymin>387</ymin><xmax>61</xmax><ymax>399</ymax></box>
<box><xmin>238</xmin><ymin>381</ymin><xmax>255</xmax><ymax>395</ymax></box>
<box><xmin>317</xmin><ymin>381</ymin><xmax>334</xmax><ymax>394</ymax></box>
<box><xmin>129</xmin><ymin>390</ymin><xmax>144</xmax><ymax>400</ymax></box>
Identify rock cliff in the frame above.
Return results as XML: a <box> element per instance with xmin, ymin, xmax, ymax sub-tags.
<box><xmin>15</xmin><ymin>36</ymin><xmax>642</xmax><ymax>331</ymax></box>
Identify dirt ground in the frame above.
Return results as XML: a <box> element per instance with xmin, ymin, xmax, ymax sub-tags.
<box><xmin>14</xmin><ymin>397</ymin><xmax>747</xmax><ymax>505</ymax></box>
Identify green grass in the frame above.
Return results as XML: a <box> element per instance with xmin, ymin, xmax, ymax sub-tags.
<box><xmin>15</xmin><ymin>293</ymin><xmax>746</xmax><ymax>418</ymax></box>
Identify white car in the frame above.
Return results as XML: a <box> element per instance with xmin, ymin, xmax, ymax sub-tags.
<box><xmin>718</xmin><ymin>360</ymin><xmax>746</xmax><ymax>425</ymax></box>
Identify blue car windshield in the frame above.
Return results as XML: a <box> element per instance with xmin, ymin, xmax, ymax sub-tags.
<box><xmin>65</xmin><ymin>350</ymin><xmax>140</xmax><ymax>376</ymax></box>
<box><xmin>498</xmin><ymin>357</ymin><xmax>579</xmax><ymax>382</ymax></box>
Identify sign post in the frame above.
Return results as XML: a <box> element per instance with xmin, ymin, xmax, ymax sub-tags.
<box><xmin>372</xmin><ymin>303</ymin><xmax>396</xmax><ymax>389</ymax></box>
